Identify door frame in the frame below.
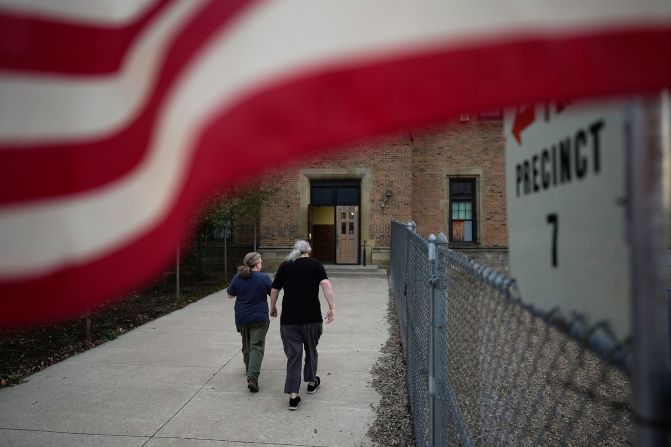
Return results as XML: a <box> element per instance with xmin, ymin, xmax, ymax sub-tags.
<box><xmin>308</xmin><ymin>179</ymin><xmax>361</xmax><ymax>264</ymax></box>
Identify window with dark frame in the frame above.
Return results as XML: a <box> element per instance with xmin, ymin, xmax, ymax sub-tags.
<box><xmin>449</xmin><ymin>178</ymin><xmax>477</xmax><ymax>243</ymax></box>
<box><xmin>310</xmin><ymin>180</ymin><xmax>360</xmax><ymax>206</ymax></box>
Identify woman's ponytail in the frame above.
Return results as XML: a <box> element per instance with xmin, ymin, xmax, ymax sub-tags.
<box><xmin>238</xmin><ymin>252</ymin><xmax>261</xmax><ymax>278</ymax></box>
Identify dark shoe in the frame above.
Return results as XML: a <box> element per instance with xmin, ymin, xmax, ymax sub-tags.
<box><xmin>247</xmin><ymin>378</ymin><xmax>259</xmax><ymax>393</ymax></box>
<box><xmin>289</xmin><ymin>395</ymin><xmax>301</xmax><ymax>410</ymax></box>
<box><xmin>307</xmin><ymin>376</ymin><xmax>320</xmax><ymax>394</ymax></box>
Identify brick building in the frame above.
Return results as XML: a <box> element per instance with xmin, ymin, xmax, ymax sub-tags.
<box><xmin>256</xmin><ymin>114</ymin><xmax>509</xmax><ymax>271</ymax></box>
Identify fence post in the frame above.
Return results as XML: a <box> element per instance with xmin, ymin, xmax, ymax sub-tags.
<box><xmin>408</xmin><ymin>220</ymin><xmax>417</xmax><ymax>233</ymax></box>
<box><xmin>434</xmin><ymin>232</ymin><xmax>448</xmax><ymax>446</ymax></box>
<box><xmin>84</xmin><ymin>310</ymin><xmax>92</xmax><ymax>342</ymax></box>
<box><xmin>363</xmin><ymin>240</ymin><xmax>367</xmax><ymax>267</ymax></box>
<box><xmin>428</xmin><ymin>232</ymin><xmax>449</xmax><ymax>446</ymax></box>
<box><xmin>428</xmin><ymin>233</ymin><xmax>437</xmax><ymax>447</ymax></box>
<box><xmin>630</xmin><ymin>94</ymin><xmax>671</xmax><ymax>446</ymax></box>
<box><xmin>175</xmin><ymin>244</ymin><xmax>180</xmax><ymax>300</ymax></box>
<box><xmin>224</xmin><ymin>226</ymin><xmax>228</xmax><ymax>279</ymax></box>
<box><xmin>405</xmin><ymin>221</ymin><xmax>416</xmax><ymax>351</ymax></box>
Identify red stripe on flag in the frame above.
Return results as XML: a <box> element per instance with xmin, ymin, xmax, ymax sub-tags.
<box><xmin>1</xmin><ymin>24</ymin><xmax>669</xmax><ymax>206</ymax></box>
<box><xmin>1</xmin><ymin>25</ymin><xmax>670</xmax><ymax>327</ymax></box>
<box><xmin>0</xmin><ymin>0</ymin><xmax>174</xmax><ymax>75</ymax></box>
<box><xmin>0</xmin><ymin>0</ymin><xmax>254</xmax><ymax>206</ymax></box>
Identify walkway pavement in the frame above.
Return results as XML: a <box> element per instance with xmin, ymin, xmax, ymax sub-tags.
<box><xmin>0</xmin><ymin>277</ymin><xmax>390</xmax><ymax>447</ymax></box>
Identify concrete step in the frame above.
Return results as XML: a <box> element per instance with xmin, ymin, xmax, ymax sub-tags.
<box><xmin>323</xmin><ymin>265</ymin><xmax>388</xmax><ymax>278</ymax></box>
<box><xmin>268</xmin><ymin>265</ymin><xmax>388</xmax><ymax>279</ymax></box>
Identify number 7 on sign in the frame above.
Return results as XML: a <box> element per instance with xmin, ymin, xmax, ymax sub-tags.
<box><xmin>547</xmin><ymin>213</ymin><xmax>558</xmax><ymax>267</ymax></box>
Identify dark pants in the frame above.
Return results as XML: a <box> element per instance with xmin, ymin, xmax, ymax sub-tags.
<box><xmin>240</xmin><ymin>321</ymin><xmax>269</xmax><ymax>380</ymax></box>
<box><xmin>280</xmin><ymin>323</ymin><xmax>323</xmax><ymax>394</ymax></box>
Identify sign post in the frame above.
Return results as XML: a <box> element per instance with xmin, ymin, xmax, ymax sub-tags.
<box><xmin>629</xmin><ymin>94</ymin><xmax>670</xmax><ymax>446</ymax></box>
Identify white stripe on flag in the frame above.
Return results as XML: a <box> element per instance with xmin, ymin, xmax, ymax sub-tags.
<box><xmin>0</xmin><ymin>0</ymin><xmax>670</xmax><ymax>278</ymax></box>
<box><xmin>0</xmin><ymin>0</ymin><xmax>160</xmax><ymax>25</ymax></box>
<box><xmin>0</xmin><ymin>3</ymin><xmax>249</xmax><ymax>277</ymax></box>
<box><xmin>0</xmin><ymin>0</ymin><xmax>208</xmax><ymax>143</ymax></box>
<box><xmin>2</xmin><ymin>0</ymin><xmax>670</xmax><ymax>143</ymax></box>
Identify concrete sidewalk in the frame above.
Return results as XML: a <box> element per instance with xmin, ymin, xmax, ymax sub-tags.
<box><xmin>0</xmin><ymin>277</ymin><xmax>389</xmax><ymax>447</ymax></box>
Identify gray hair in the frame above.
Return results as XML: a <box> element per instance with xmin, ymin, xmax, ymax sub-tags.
<box><xmin>287</xmin><ymin>240</ymin><xmax>311</xmax><ymax>261</ymax></box>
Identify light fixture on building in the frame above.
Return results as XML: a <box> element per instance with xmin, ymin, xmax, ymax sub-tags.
<box><xmin>380</xmin><ymin>190</ymin><xmax>393</xmax><ymax>209</ymax></box>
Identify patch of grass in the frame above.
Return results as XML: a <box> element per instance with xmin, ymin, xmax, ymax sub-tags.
<box><xmin>0</xmin><ymin>274</ymin><xmax>227</xmax><ymax>388</ymax></box>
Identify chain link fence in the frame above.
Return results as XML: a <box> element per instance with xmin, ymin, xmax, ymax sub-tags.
<box><xmin>389</xmin><ymin>220</ymin><xmax>634</xmax><ymax>446</ymax></box>
<box><xmin>180</xmin><ymin>224</ymin><xmax>258</xmax><ymax>282</ymax></box>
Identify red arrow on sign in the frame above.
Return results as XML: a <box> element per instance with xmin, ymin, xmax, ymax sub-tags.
<box><xmin>512</xmin><ymin>104</ymin><xmax>535</xmax><ymax>145</ymax></box>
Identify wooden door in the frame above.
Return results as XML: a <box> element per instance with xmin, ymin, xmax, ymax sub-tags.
<box><xmin>309</xmin><ymin>205</ymin><xmax>335</xmax><ymax>263</ymax></box>
<box><xmin>336</xmin><ymin>206</ymin><xmax>358</xmax><ymax>264</ymax></box>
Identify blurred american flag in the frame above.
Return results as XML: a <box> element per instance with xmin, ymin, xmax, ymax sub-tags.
<box><xmin>0</xmin><ymin>0</ymin><xmax>669</xmax><ymax>326</ymax></box>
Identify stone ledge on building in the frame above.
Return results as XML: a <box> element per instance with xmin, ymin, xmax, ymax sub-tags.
<box><xmin>257</xmin><ymin>247</ymin><xmax>293</xmax><ymax>273</ymax></box>
<box><xmin>452</xmin><ymin>247</ymin><xmax>509</xmax><ymax>274</ymax></box>
<box><xmin>371</xmin><ymin>247</ymin><xmax>390</xmax><ymax>270</ymax></box>
<box><xmin>258</xmin><ymin>246</ymin><xmax>391</xmax><ymax>274</ymax></box>
<box><xmin>259</xmin><ymin>246</ymin><xmax>507</xmax><ymax>274</ymax></box>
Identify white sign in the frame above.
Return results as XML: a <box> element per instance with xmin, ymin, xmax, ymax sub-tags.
<box><xmin>504</xmin><ymin>99</ymin><xmax>631</xmax><ymax>339</ymax></box>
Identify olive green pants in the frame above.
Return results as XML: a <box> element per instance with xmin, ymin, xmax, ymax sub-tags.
<box><xmin>240</xmin><ymin>321</ymin><xmax>270</xmax><ymax>380</ymax></box>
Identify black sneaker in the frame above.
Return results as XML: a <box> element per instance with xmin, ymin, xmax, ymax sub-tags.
<box><xmin>247</xmin><ymin>378</ymin><xmax>259</xmax><ymax>393</ymax></box>
<box><xmin>307</xmin><ymin>376</ymin><xmax>320</xmax><ymax>394</ymax></box>
<box><xmin>289</xmin><ymin>395</ymin><xmax>301</xmax><ymax>410</ymax></box>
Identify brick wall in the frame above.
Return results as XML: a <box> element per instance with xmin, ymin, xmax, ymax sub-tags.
<box><xmin>259</xmin><ymin>134</ymin><xmax>415</xmax><ymax>249</ymax></box>
<box><xmin>257</xmin><ymin>118</ymin><xmax>508</xmax><ymax>264</ymax></box>
<box><xmin>258</xmin><ymin>169</ymin><xmax>303</xmax><ymax>247</ymax></box>
<box><xmin>411</xmin><ymin>120</ymin><xmax>507</xmax><ymax>247</ymax></box>
<box><xmin>365</xmin><ymin>136</ymin><xmax>414</xmax><ymax>247</ymax></box>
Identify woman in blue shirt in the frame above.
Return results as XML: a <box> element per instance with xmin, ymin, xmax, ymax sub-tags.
<box><xmin>227</xmin><ymin>252</ymin><xmax>272</xmax><ymax>392</ymax></box>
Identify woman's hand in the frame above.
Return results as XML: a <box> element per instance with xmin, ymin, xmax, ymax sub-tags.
<box><xmin>324</xmin><ymin>307</ymin><xmax>335</xmax><ymax>324</ymax></box>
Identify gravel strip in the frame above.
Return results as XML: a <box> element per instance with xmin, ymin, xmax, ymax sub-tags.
<box><xmin>367</xmin><ymin>297</ymin><xmax>416</xmax><ymax>447</ymax></box>
<box><xmin>364</xmin><ymin>289</ymin><xmax>632</xmax><ymax>446</ymax></box>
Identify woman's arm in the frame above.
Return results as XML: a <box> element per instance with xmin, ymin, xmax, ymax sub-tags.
<box><xmin>320</xmin><ymin>279</ymin><xmax>335</xmax><ymax>323</ymax></box>
<box><xmin>270</xmin><ymin>288</ymin><xmax>280</xmax><ymax>318</ymax></box>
